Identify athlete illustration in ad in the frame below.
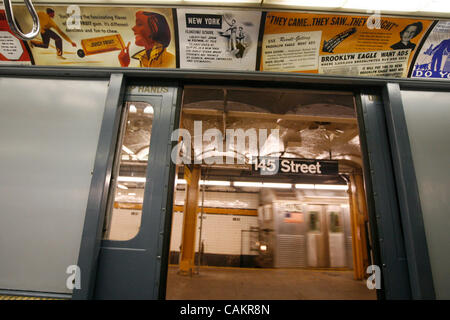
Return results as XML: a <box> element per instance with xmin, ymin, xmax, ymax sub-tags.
<box><xmin>30</xmin><ymin>8</ymin><xmax>77</xmax><ymax>59</ymax></box>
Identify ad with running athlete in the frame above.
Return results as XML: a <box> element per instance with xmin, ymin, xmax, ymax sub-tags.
<box><xmin>14</xmin><ymin>5</ymin><xmax>176</xmax><ymax>68</ymax></box>
<box><xmin>260</xmin><ymin>12</ymin><xmax>433</xmax><ymax>78</ymax></box>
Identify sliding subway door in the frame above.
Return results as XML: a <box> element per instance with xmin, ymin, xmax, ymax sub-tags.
<box><xmin>0</xmin><ymin>77</ymin><xmax>108</xmax><ymax>295</ymax></box>
<box><xmin>400</xmin><ymin>89</ymin><xmax>450</xmax><ymax>300</ymax></box>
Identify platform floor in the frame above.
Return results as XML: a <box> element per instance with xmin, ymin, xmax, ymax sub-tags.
<box><xmin>166</xmin><ymin>266</ymin><xmax>377</xmax><ymax>300</ymax></box>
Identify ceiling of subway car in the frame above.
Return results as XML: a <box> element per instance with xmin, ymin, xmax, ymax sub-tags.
<box><xmin>181</xmin><ymin>87</ymin><xmax>361</xmax><ymax>167</ymax></box>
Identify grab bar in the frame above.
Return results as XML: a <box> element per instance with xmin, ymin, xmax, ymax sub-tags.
<box><xmin>3</xmin><ymin>0</ymin><xmax>40</xmax><ymax>40</ymax></box>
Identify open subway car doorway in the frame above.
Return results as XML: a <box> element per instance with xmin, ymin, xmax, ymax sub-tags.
<box><xmin>165</xmin><ymin>86</ymin><xmax>377</xmax><ymax>300</ymax></box>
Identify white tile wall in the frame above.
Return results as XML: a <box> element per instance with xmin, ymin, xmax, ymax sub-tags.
<box><xmin>174</xmin><ymin>190</ymin><xmax>259</xmax><ymax>209</ymax></box>
<box><xmin>170</xmin><ymin>211</ymin><xmax>258</xmax><ymax>255</ymax></box>
<box><xmin>108</xmin><ymin>208</ymin><xmax>142</xmax><ymax>241</ymax></box>
<box><xmin>171</xmin><ymin>191</ymin><xmax>260</xmax><ymax>255</ymax></box>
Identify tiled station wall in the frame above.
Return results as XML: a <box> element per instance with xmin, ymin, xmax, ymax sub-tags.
<box><xmin>170</xmin><ymin>191</ymin><xmax>260</xmax><ymax>256</ymax></box>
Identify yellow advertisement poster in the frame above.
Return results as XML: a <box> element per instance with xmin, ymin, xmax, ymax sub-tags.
<box><xmin>15</xmin><ymin>5</ymin><xmax>176</xmax><ymax>68</ymax></box>
<box><xmin>261</xmin><ymin>12</ymin><xmax>433</xmax><ymax>77</ymax></box>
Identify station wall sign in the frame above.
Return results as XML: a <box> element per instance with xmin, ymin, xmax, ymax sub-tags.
<box><xmin>252</xmin><ymin>157</ymin><xmax>339</xmax><ymax>176</ymax></box>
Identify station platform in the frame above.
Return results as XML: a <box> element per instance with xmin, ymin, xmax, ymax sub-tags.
<box><xmin>166</xmin><ymin>266</ymin><xmax>377</xmax><ymax>300</ymax></box>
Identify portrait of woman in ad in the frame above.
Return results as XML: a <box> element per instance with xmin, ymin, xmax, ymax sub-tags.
<box><xmin>119</xmin><ymin>11</ymin><xmax>175</xmax><ymax>68</ymax></box>
<box><xmin>390</xmin><ymin>22</ymin><xmax>423</xmax><ymax>51</ymax></box>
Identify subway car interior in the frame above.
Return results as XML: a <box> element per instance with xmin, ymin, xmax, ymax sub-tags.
<box><xmin>0</xmin><ymin>0</ymin><xmax>449</xmax><ymax>302</ymax></box>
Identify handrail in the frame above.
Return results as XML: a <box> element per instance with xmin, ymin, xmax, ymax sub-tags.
<box><xmin>3</xmin><ymin>0</ymin><xmax>40</xmax><ymax>40</ymax></box>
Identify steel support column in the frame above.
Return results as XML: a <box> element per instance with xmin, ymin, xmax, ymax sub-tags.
<box><xmin>348</xmin><ymin>174</ymin><xmax>364</xmax><ymax>280</ymax></box>
<box><xmin>179</xmin><ymin>165</ymin><xmax>201</xmax><ymax>275</ymax></box>
<box><xmin>348</xmin><ymin>173</ymin><xmax>370</xmax><ymax>280</ymax></box>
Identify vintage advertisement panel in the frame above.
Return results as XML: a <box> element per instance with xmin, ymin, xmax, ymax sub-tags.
<box><xmin>1</xmin><ymin>4</ymin><xmax>448</xmax><ymax>80</ymax></box>
<box><xmin>177</xmin><ymin>8</ymin><xmax>261</xmax><ymax>70</ymax></box>
<box><xmin>411</xmin><ymin>21</ymin><xmax>450</xmax><ymax>80</ymax></box>
<box><xmin>261</xmin><ymin>12</ymin><xmax>433</xmax><ymax>78</ymax></box>
<box><xmin>14</xmin><ymin>5</ymin><xmax>176</xmax><ymax>68</ymax></box>
<box><xmin>0</xmin><ymin>9</ymin><xmax>32</xmax><ymax>65</ymax></box>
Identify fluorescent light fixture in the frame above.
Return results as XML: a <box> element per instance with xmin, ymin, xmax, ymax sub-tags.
<box><xmin>122</xmin><ymin>145</ymin><xmax>134</xmax><ymax>155</ymax></box>
<box><xmin>296</xmin><ymin>184</ymin><xmax>348</xmax><ymax>190</ymax></box>
<box><xmin>176</xmin><ymin>178</ymin><xmax>187</xmax><ymax>185</ymax></box>
<box><xmin>122</xmin><ymin>145</ymin><xmax>139</xmax><ymax>160</ymax></box>
<box><xmin>306</xmin><ymin>195</ymin><xmax>349</xmax><ymax>199</ymax></box>
<box><xmin>136</xmin><ymin>149</ymin><xmax>149</xmax><ymax>161</ymax></box>
<box><xmin>176</xmin><ymin>179</ymin><xmax>231</xmax><ymax>186</ymax></box>
<box><xmin>233</xmin><ymin>181</ymin><xmax>263</xmax><ymax>188</ymax></box>
<box><xmin>315</xmin><ymin>184</ymin><xmax>348</xmax><ymax>191</ymax></box>
<box><xmin>117</xmin><ymin>183</ymin><xmax>128</xmax><ymax>190</ymax></box>
<box><xmin>144</xmin><ymin>105</ymin><xmax>154</xmax><ymax>114</ymax></box>
<box><xmin>262</xmin><ymin>182</ymin><xmax>292</xmax><ymax>189</ymax></box>
<box><xmin>349</xmin><ymin>136</ymin><xmax>360</xmax><ymax>145</ymax></box>
<box><xmin>233</xmin><ymin>181</ymin><xmax>291</xmax><ymax>188</ymax></box>
<box><xmin>200</xmin><ymin>180</ymin><xmax>231</xmax><ymax>186</ymax></box>
<box><xmin>232</xmin><ymin>181</ymin><xmax>347</xmax><ymax>189</ymax></box>
<box><xmin>129</xmin><ymin>104</ymin><xmax>137</xmax><ymax>113</ymax></box>
<box><xmin>260</xmin><ymin>244</ymin><xmax>268</xmax><ymax>251</ymax></box>
<box><xmin>118</xmin><ymin>176</ymin><xmax>146</xmax><ymax>183</ymax></box>
<box><xmin>295</xmin><ymin>184</ymin><xmax>316</xmax><ymax>190</ymax></box>
<box><xmin>128</xmin><ymin>193</ymin><xmax>136</xmax><ymax>196</ymax></box>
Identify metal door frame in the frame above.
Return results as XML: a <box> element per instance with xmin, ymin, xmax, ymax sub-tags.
<box><xmin>0</xmin><ymin>66</ymin><xmax>441</xmax><ymax>299</ymax></box>
<box><xmin>381</xmin><ymin>84</ymin><xmax>436</xmax><ymax>299</ymax></box>
<box><xmin>74</xmin><ymin>80</ymin><xmax>181</xmax><ymax>300</ymax></box>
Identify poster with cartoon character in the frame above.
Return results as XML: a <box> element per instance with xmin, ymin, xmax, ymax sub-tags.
<box><xmin>177</xmin><ymin>8</ymin><xmax>261</xmax><ymax>70</ymax></box>
<box><xmin>411</xmin><ymin>21</ymin><xmax>450</xmax><ymax>79</ymax></box>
